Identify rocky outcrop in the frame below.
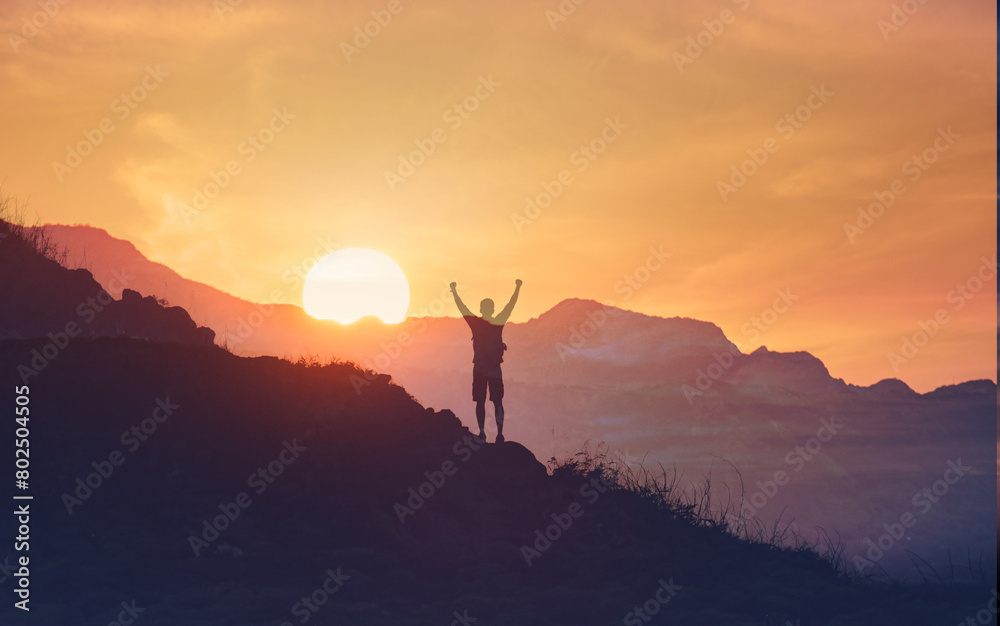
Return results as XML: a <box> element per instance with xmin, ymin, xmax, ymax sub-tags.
<box><xmin>0</xmin><ymin>219</ymin><xmax>214</xmax><ymax>346</ymax></box>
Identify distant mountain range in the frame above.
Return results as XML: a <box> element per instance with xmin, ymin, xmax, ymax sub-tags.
<box><xmin>27</xmin><ymin>223</ymin><xmax>1000</xmax><ymax>581</ymax></box>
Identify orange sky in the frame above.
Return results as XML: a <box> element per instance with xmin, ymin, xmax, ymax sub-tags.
<box><xmin>0</xmin><ymin>0</ymin><xmax>995</xmax><ymax>392</ymax></box>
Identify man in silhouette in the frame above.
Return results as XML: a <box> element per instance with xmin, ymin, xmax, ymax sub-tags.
<box><xmin>450</xmin><ymin>279</ymin><xmax>521</xmax><ymax>444</ymax></box>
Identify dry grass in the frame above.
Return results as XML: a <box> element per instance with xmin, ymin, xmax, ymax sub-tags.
<box><xmin>0</xmin><ymin>185</ymin><xmax>68</xmax><ymax>265</ymax></box>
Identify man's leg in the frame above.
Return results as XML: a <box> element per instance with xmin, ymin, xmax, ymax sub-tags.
<box><xmin>490</xmin><ymin>371</ymin><xmax>505</xmax><ymax>443</ymax></box>
<box><xmin>472</xmin><ymin>369</ymin><xmax>487</xmax><ymax>439</ymax></box>
<box><xmin>475</xmin><ymin>401</ymin><xmax>486</xmax><ymax>438</ymax></box>
<box><xmin>493</xmin><ymin>399</ymin><xmax>504</xmax><ymax>439</ymax></box>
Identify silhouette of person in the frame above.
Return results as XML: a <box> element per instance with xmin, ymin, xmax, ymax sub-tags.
<box><xmin>450</xmin><ymin>279</ymin><xmax>521</xmax><ymax>444</ymax></box>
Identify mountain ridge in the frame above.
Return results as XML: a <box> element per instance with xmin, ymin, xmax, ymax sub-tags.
<box><xmin>34</xmin><ymin>223</ymin><xmax>992</xmax><ymax>397</ymax></box>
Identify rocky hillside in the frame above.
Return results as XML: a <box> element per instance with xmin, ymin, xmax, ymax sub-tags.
<box><xmin>0</xmin><ymin>219</ymin><xmax>214</xmax><ymax>346</ymax></box>
<box><xmin>1</xmin><ymin>337</ymin><xmax>993</xmax><ymax>625</ymax></box>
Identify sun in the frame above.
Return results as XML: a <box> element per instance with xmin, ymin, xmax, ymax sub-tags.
<box><xmin>302</xmin><ymin>248</ymin><xmax>410</xmax><ymax>324</ymax></box>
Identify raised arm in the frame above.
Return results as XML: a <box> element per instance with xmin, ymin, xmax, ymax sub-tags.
<box><xmin>494</xmin><ymin>279</ymin><xmax>522</xmax><ymax>325</ymax></box>
<box><xmin>450</xmin><ymin>282</ymin><xmax>474</xmax><ymax>318</ymax></box>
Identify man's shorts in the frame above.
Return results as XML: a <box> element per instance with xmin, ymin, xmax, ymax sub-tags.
<box><xmin>472</xmin><ymin>367</ymin><xmax>504</xmax><ymax>403</ymax></box>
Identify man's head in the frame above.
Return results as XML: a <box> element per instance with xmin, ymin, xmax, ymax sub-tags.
<box><xmin>480</xmin><ymin>298</ymin><xmax>495</xmax><ymax>318</ymax></box>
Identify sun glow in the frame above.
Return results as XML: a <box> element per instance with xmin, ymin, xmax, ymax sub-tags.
<box><xmin>302</xmin><ymin>248</ymin><xmax>410</xmax><ymax>324</ymax></box>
